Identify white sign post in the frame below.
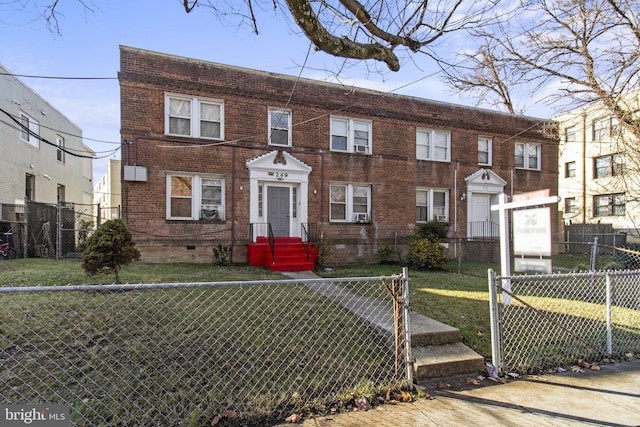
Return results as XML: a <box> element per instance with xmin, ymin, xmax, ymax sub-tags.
<box><xmin>491</xmin><ymin>192</ymin><xmax>560</xmax><ymax>305</ymax></box>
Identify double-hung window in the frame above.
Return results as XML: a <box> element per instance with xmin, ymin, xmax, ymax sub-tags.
<box><xmin>167</xmin><ymin>173</ymin><xmax>225</xmax><ymax>221</ymax></box>
<box><xmin>565</xmin><ymin>126</ymin><xmax>577</xmax><ymax>144</ymax></box>
<box><xmin>565</xmin><ymin>197</ymin><xmax>577</xmax><ymax>214</ymax></box>
<box><xmin>330</xmin><ymin>184</ymin><xmax>371</xmax><ymax>222</ymax></box>
<box><xmin>478</xmin><ymin>136</ymin><xmax>492</xmax><ymax>166</ymax></box>
<box><xmin>416</xmin><ymin>189</ymin><xmax>449</xmax><ymax>223</ymax></box>
<box><xmin>20</xmin><ymin>112</ymin><xmax>40</xmax><ymax>147</ymax></box>
<box><xmin>165</xmin><ymin>94</ymin><xmax>224</xmax><ymax>140</ymax></box>
<box><xmin>330</xmin><ymin>117</ymin><xmax>372</xmax><ymax>154</ymax></box>
<box><xmin>594</xmin><ymin>154</ymin><xmax>624</xmax><ymax>178</ymax></box>
<box><xmin>515</xmin><ymin>142</ymin><xmax>541</xmax><ymax>170</ymax></box>
<box><xmin>592</xmin><ymin>117</ymin><xmax>610</xmax><ymax>141</ymax></box>
<box><xmin>416</xmin><ymin>128</ymin><xmax>451</xmax><ymax>162</ymax></box>
<box><xmin>594</xmin><ymin>193</ymin><xmax>625</xmax><ymax>217</ymax></box>
<box><xmin>565</xmin><ymin>161</ymin><xmax>576</xmax><ymax>178</ymax></box>
<box><xmin>268</xmin><ymin>108</ymin><xmax>292</xmax><ymax>147</ymax></box>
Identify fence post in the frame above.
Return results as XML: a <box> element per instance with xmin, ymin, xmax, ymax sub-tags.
<box><xmin>589</xmin><ymin>237</ymin><xmax>598</xmax><ymax>299</ymax></box>
<box><xmin>402</xmin><ymin>267</ymin><xmax>413</xmax><ymax>384</ymax></box>
<box><xmin>590</xmin><ymin>236</ymin><xmax>598</xmax><ymax>271</ymax></box>
<box><xmin>606</xmin><ymin>273</ymin><xmax>612</xmax><ymax>355</ymax></box>
<box><xmin>488</xmin><ymin>268</ymin><xmax>502</xmax><ymax>374</ymax></box>
<box><xmin>56</xmin><ymin>202</ymin><xmax>62</xmax><ymax>260</ymax></box>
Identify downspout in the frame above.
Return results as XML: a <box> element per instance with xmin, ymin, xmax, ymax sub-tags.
<box><xmin>231</xmin><ymin>146</ymin><xmax>236</xmax><ymax>263</ymax></box>
<box><xmin>582</xmin><ymin>111</ymin><xmax>587</xmax><ymax>223</ymax></box>
<box><xmin>453</xmin><ymin>165</ymin><xmax>458</xmax><ymax>233</ymax></box>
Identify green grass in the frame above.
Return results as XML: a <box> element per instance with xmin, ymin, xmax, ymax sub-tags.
<box><xmin>0</xmin><ymin>260</ymin><xmax>405</xmax><ymax>425</ymax></box>
<box><xmin>318</xmin><ymin>262</ymin><xmax>496</xmax><ymax>358</ymax></box>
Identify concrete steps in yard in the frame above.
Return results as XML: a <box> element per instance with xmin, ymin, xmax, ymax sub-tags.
<box><xmin>410</xmin><ymin>312</ymin><xmax>485</xmax><ymax>379</ymax></box>
<box><xmin>283</xmin><ymin>271</ymin><xmax>485</xmax><ymax>381</ymax></box>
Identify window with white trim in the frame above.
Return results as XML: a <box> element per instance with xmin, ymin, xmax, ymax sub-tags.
<box><xmin>268</xmin><ymin>108</ymin><xmax>292</xmax><ymax>146</ymax></box>
<box><xmin>416</xmin><ymin>189</ymin><xmax>449</xmax><ymax>223</ymax></box>
<box><xmin>416</xmin><ymin>128</ymin><xmax>450</xmax><ymax>162</ymax></box>
<box><xmin>330</xmin><ymin>117</ymin><xmax>372</xmax><ymax>154</ymax></box>
<box><xmin>515</xmin><ymin>142</ymin><xmax>541</xmax><ymax>170</ymax></box>
<box><xmin>166</xmin><ymin>174</ymin><xmax>225</xmax><ymax>221</ymax></box>
<box><xmin>165</xmin><ymin>94</ymin><xmax>224</xmax><ymax>140</ymax></box>
<box><xmin>330</xmin><ymin>184</ymin><xmax>371</xmax><ymax>222</ymax></box>
<box><xmin>478</xmin><ymin>136</ymin><xmax>492</xmax><ymax>166</ymax></box>
<box><xmin>20</xmin><ymin>112</ymin><xmax>40</xmax><ymax>147</ymax></box>
<box><xmin>56</xmin><ymin>135</ymin><xmax>65</xmax><ymax>163</ymax></box>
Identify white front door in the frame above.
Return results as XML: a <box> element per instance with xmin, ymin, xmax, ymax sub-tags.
<box><xmin>469</xmin><ymin>194</ymin><xmax>498</xmax><ymax>238</ymax></box>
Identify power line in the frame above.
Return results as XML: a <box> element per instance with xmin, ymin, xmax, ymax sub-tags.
<box><xmin>0</xmin><ymin>71</ymin><xmax>116</xmax><ymax>80</ymax></box>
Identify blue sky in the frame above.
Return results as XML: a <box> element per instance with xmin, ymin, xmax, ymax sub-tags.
<box><xmin>0</xmin><ymin>1</ymin><xmax>552</xmax><ymax>182</ymax></box>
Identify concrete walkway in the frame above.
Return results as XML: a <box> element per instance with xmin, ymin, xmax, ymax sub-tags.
<box><xmin>275</xmin><ymin>359</ymin><xmax>640</xmax><ymax>426</ymax></box>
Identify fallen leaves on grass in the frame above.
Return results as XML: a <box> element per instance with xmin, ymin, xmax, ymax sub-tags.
<box><xmin>211</xmin><ymin>409</ymin><xmax>237</xmax><ymax>426</ymax></box>
<box><xmin>355</xmin><ymin>398</ymin><xmax>372</xmax><ymax>411</ymax></box>
<box><xmin>285</xmin><ymin>413</ymin><xmax>302</xmax><ymax>423</ymax></box>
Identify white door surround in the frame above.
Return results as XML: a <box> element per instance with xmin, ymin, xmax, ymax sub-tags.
<box><xmin>464</xmin><ymin>169</ymin><xmax>507</xmax><ymax>239</ymax></box>
<box><xmin>246</xmin><ymin>151</ymin><xmax>312</xmax><ymax>240</ymax></box>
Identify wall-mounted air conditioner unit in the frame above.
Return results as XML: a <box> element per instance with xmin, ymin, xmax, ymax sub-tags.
<box><xmin>354</xmin><ymin>145</ymin><xmax>368</xmax><ymax>153</ymax></box>
<box><xmin>353</xmin><ymin>213</ymin><xmax>370</xmax><ymax>223</ymax></box>
<box><xmin>201</xmin><ymin>205</ymin><xmax>221</xmax><ymax>220</ymax></box>
<box><xmin>436</xmin><ymin>215</ymin><xmax>448</xmax><ymax>222</ymax></box>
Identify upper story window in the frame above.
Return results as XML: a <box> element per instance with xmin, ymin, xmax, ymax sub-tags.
<box><xmin>478</xmin><ymin>136</ymin><xmax>492</xmax><ymax>166</ymax></box>
<box><xmin>416</xmin><ymin>128</ymin><xmax>450</xmax><ymax>162</ymax></box>
<box><xmin>565</xmin><ymin>161</ymin><xmax>576</xmax><ymax>178</ymax></box>
<box><xmin>565</xmin><ymin>126</ymin><xmax>578</xmax><ymax>143</ymax></box>
<box><xmin>594</xmin><ymin>193</ymin><xmax>625</xmax><ymax>217</ymax></box>
<box><xmin>330</xmin><ymin>117</ymin><xmax>372</xmax><ymax>154</ymax></box>
<box><xmin>20</xmin><ymin>112</ymin><xmax>40</xmax><ymax>147</ymax></box>
<box><xmin>592</xmin><ymin>117</ymin><xmax>618</xmax><ymax>142</ymax></box>
<box><xmin>166</xmin><ymin>173</ymin><xmax>225</xmax><ymax>221</ymax></box>
<box><xmin>515</xmin><ymin>142</ymin><xmax>541</xmax><ymax>170</ymax></box>
<box><xmin>330</xmin><ymin>184</ymin><xmax>371</xmax><ymax>223</ymax></box>
<box><xmin>165</xmin><ymin>94</ymin><xmax>224</xmax><ymax>140</ymax></box>
<box><xmin>268</xmin><ymin>108</ymin><xmax>292</xmax><ymax>147</ymax></box>
<box><xmin>416</xmin><ymin>188</ymin><xmax>449</xmax><ymax>223</ymax></box>
<box><xmin>594</xmin><ymin>153</ymin><xmax>624</xmax><ymax>178</ymax></box>
<box><xmin>564</xmin><ymin>197</ymin><xmax>577</xmax><ymax>214</ymax></box>
<box><xmin>56</xmin><ymin>135</ymin><xmax>65</xmax><ymax>163</ymax></box>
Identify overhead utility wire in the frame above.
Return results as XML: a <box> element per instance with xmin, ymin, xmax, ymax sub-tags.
<box><xmin>0</xmin><ymin>107</ymin><xmax>101</xmax><ymax>159</ymax></box>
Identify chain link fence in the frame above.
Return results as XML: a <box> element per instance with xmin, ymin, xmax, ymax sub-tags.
<box><xmin>488</xmin><ymin>269</ymin><xmax>640</xmax><ymax>375</ymax></box>
<box><xmin>0</xmin><ymin>274</ymin><xmax>411</xmax><ymax>426</ymax></box>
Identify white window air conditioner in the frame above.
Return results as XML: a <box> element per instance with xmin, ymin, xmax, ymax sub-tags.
<box><xmin>201</xmin><ymin>205</ymin><xmax>220</xmax><ymax>220</ymax></box>
<box><xmin>436</xmin><ymin>214</ymin><xmax>448</xmax><ymax>222</ymax></box>
<box><xmin>354</xmin><ymin>145</ymin><xmax>368</xmax><ymax>153</ymax></box>
<box><xmin>353</xmin><ymin>213</ymin><xmax>370</xmax><ymax>223</ymax></box>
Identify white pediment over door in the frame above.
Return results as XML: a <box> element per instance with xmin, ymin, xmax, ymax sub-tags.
<box><xmin>246</xmin><ymin>150</ymin><xmax>312</xmax><ymax>182</ymax></box>
<box><xmin>464</xmin><ymin>169</ymin><xmax>507</xmax><ymax>195</ymax></box>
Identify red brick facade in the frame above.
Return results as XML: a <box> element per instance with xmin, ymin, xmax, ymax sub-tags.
<box><xmin>119</xmin><ymin>46</ymin><xmax>559</xmax><ymax>264</ymax></box>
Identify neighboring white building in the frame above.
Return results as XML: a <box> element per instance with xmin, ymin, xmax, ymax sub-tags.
<box><xmin>555</xmin><ymin>96</ymin><xmax>640</xmax><ymax>237</ymax></box>
<box><xmin>94</xmin><ymin>159</ymin><xmax>122</xmax><ymax>223</ymax></box>
<box><xmin>0</xmin><ymin>63</ymin><xmax>93</xmax><ymax>207</ymax></box>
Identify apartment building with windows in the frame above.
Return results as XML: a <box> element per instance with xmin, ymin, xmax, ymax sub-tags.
<box><xmin>555</xmin><ymin>98</ymin><xmax>640</xmax><ymax>238</ymax></box>
<box><xmin>94</xmin><ymin>159</ymin><xmax>122</xmax><ymax>223</ymax></box>
<box><xmin>119</xmin><ymin>46</ymin><xmax>559</xmax><ymax>264</ymax></box>
<box><xmin>0</xmin><ymin>63</ymin><xmax>93</xmax><ymax>208</ymax></box>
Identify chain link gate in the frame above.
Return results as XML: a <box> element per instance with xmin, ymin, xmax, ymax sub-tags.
<box><xmin>0</xmin><ymin>273</ymin><xmax>412</xmax><ymax>426</ymax></box>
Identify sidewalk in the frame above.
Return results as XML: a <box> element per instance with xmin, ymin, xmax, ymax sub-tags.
<box><xmin>276</xmin><ymin>359</ymin><xmax>640</xmax><ymax>426</ymax></box>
